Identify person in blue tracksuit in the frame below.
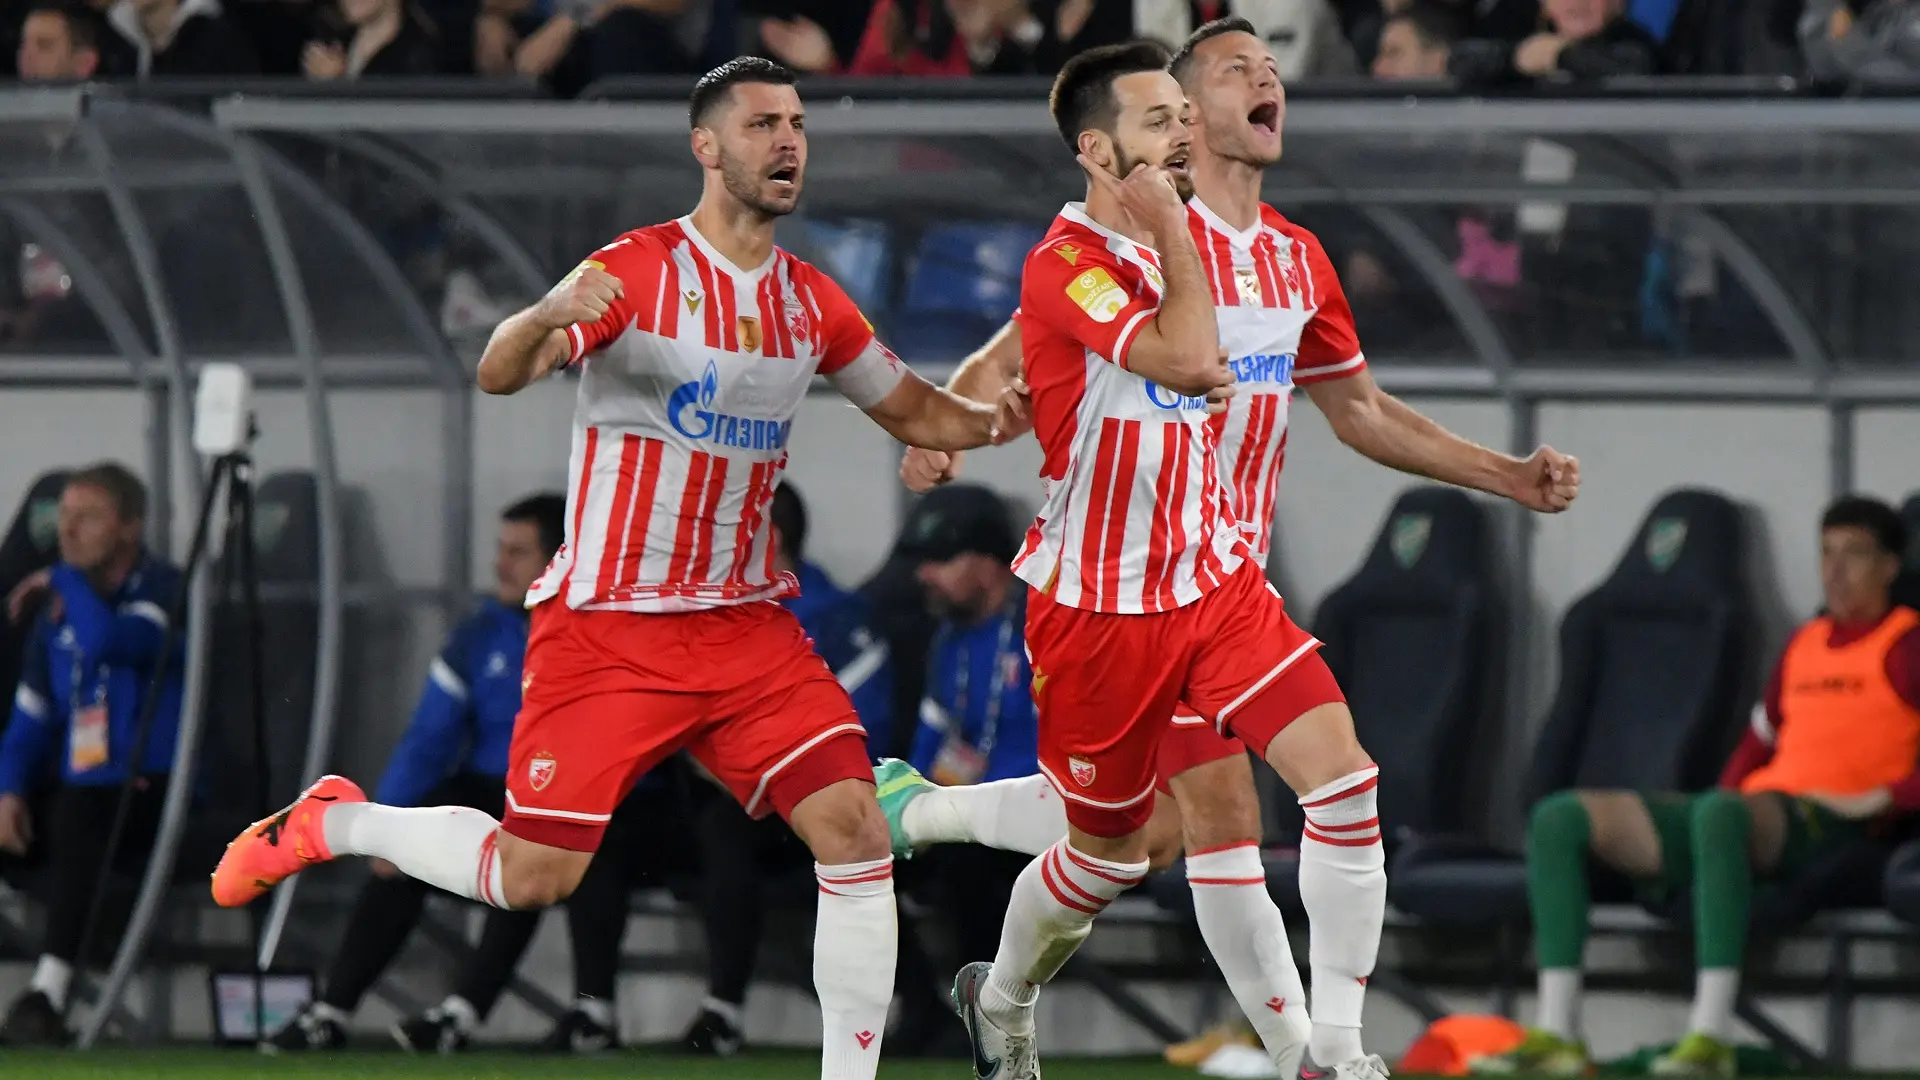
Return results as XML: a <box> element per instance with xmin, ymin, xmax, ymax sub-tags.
<box><xmin>678</xmin><ymin>480</ymin><xmax>896</xmax><ymax>1056</ymax></box>
<box><xmin>274</xmin><ymin>493</ymin><xmax>691</xmax><ymax>1054</ymax></box>
<box><xmin>0</xmin><ymin>462</ymin><xmax>183</xmax><ymax>1045</ymax></box>
<box><xmin>895</xmin><ymin>484</ymin><xmax>1039</xmax><ymax>996</ymax></box>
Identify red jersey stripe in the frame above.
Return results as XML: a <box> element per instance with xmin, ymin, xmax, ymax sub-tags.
<box><xmin>665</xmin><ymin>452</ymin><xmax>712</xmax><ymax>584</ymax></box>
<box><xmin>1211</xmin><ymin>228</ymin><xmax>1239</xmax><ymax>308</ymax></box>
<box><xmin>1191</xmin><ymin>215</ymin><xmax>1225</xmax><ymax>305</ymax></box>
<box><xmin>1159</xmin><ymin>423</ymin><xmax>1194</xmax><ymax>613</ymax></box>
<box><xmin>687</xmin><ymin>455</ymin><xmax>731</xmax><ymax>582</ymax></box>
<box><xmin>616</xmin><ymin>438</ymin><xmax>667</xmax><ymax>592</ymax></box>
<box><xmin>1142</xmin><ymin>423</ymin><xmax>1180</xmax><ymax>612</ymax></box>
<box><xmin>594</xmin><ymin>434</ymin><xmax>643</xmax><ymax>596</ymax></box>
<box><xmin>716</xmin><ymin>267</ymin><xmax>739</xmax><ymax>352</ymax></box>
<box><xmin>727</xmin><ymin>461</ymin><xmax>774</xmax><ymax>585</ymax></box>
<box><xmin>1252</xmin><ymin>232</ymin><xmax>1283</xmax><ymax>309</ymax></box>
<box><xmin>1258</xmin><ymin>428</ymin><xmax>1287</xmax><ymax>551</ymax></box>
<box><xmin>1077</xmin><ymin>419</ymin><xmax>1123</xmax><ymax>605</ymax></box>
<box><xmin>1291</xmin><ymin>237</ymin><xmax>1315</xmax><ymax>308</ymax></box>
<box><xmin>685</xmin><ymin>243</ymin><xmax>724</xmax><ymax>349</ymax></box>
<box><xmin>656</xmin><ymin>253</ymin><xmax>681</xmax><ymax>338</ymax></box>
<box><xmin>1098</xmin><ymin>420</ymin><xmax>1143</xmax><ymax>613</ymax></box>
<box><xmin>559</xmin><ymin>426</ymin><xmax>600</xmax><ymax>592</ymax></box>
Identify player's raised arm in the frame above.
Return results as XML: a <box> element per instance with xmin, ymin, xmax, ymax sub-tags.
<box><xmin>476</xmin><ymin>255</ymin><xmax>629</xmax><ymax>395</ymax></box>
<box><xmin>1081</xmin><ymin>158</ymin><xmax>1225</xmax><ymax>397</ymax></box>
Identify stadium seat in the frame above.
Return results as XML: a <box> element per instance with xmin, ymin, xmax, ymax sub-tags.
<box><xmin>1150</xmin><ymin>486</ymin><xmax>1499</xmax><ymax>919</ymax></box>
<box><xmin>186</xmin><ymin>471</ymin><xmax>321</xmax><ymax>865</ymax></box>
<box><xmin>1879</xmin><ymin>493</ymin><xmax>1920</xmax><ymax>923</ymax></box>
<box><xmin>1390</xmin><ymin>488</ymin><xmax>1752</xmax><ymax>927</ymax></box>
<box><xmin>0</xmin><ymin>470</ymin><xmax>69</xmax><ymax>732</ymax></box>
<box><xmin>1892</xmin><ymin>491</ymin><xmax>1920</xmax><ymax>611</ymax></box>
<box><xmin>901</xmin><ymin>223</ymin><xmax>1043</xmax><ymax>320</ymax></box>
<box><xmin>795</xmin><ymin>218</ymin><xmax>893</xmax><ymax>315</ymax></box>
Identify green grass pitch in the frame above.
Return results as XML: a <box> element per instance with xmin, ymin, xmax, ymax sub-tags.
<box><xmin>0</xmin><ymin>1048</ymin><xmax>1195</xmax><ymax>1080</ymax></box>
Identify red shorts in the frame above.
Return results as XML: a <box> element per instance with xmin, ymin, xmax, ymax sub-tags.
<box><xmin>501</xmin><ymin>598</ymin><xmax>871</xmax><ymax>852</ymax></box>
<box><xmin>1028</xmin><ymin>562</ymin><xmax>1341</xmax><ymax>837</ymax></box>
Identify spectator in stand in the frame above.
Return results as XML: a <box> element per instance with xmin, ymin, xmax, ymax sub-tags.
<box><xmin>1475</xmin><ymin>496</ymin><xmax>1920</xmax><ymax>1077</ymax></box>
<box><xmin>301</xmin><ymin>0</ymin><xmax>440</xmax><ymax>77</ymax></box>
<box><xmin>14</xmin><ymin>0</ymin><xmax>99</xmax><ymax>77</ymax></box>
<box><xmin>472</xmin><ymin>0</ymin><xmax>716</xmax><ymax>92</ymax></box>
<box><xmin>1451</xmin><ymin>0</ymin><xmax>1657</xmax><ymax>81</ymax></box>
<box><xmin>794</xmin><ymin>0</ymin><xmax>1126</xmax><ymax>77</ymax></box>
<box><xmin>1798</xmin><ymin>0</ymin><xmax>1920</xmax><ymax>80</ymax></box>
<box><xmin>1135</xmin><ymin>0</ymin><xmax>1358</xmax><ymax>78</ymax></box>
<box><xmin>103</xmin><ymin>0</ymin><xmax>256</xmax><ymax>74</ymax></box>
<box><xmin>1369</xmin><ymin>1</ymin><xmax>1456</xmax><ymax>75</ymax></box>
<box><xmin>0</xmin><ymin>464</ymin><xmax>182</xmax><ymax>1046</ymax></box>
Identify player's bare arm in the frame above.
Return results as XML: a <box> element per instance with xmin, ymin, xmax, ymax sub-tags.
<box><xmin>475</xmin><ymin>264</ymin><xmax>624</xmax><ymax>395</ymax></box>
<box><xmin>899</xmin><ymin>322</ymin><xmax>1024</xmax><ymax>492</ymax></box>
<box><xmin>1303</xmin><ymin>370</ymin><xmax>1581</xmax><ymax>513</ymax></box>
<box><xmin>1082</xmin><ymin>155</ymin><xmax>1226</xmax><ymax>396</ymax></box>
<box><xmin>863</xmin><ymin>368</ymin><xmax>1023</xmax><ymax>452</ymax></box>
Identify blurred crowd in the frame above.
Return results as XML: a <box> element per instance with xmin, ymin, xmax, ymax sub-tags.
<box><xmin>2</xmin><ymin>0</ymin><xmax>1914</xmax><ymax>95</ymax></box>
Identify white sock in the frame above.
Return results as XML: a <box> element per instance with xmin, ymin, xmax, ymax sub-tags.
<box><xmin>437</xmin><ymin>994</ymin><xmax>479</xmax><ymax>1034</ymax></box>
<box><xmin>982</xmin><ymin>840</ymin><xmax>1149</xmax><ymax>1037</ymax></box>
<box><xmin>815</xmin><ymin>857</ymin><xmax>897</xmax><ymax>1080</ymax></box>
<box><xmin>1688</xmin><ymin>967</ymin><xmax>1739</xmax><ymax>1041</ymax></box>
<box><xmin>575</xmin><ymin>994</ymin><xmax>613</xmax><ymax>1028</ymax></box>
<box><xmin>901</xmin><ymin>774</ymin><xmax>1065</xmax><ymax>856</ymax></box>
<box><xmin>1296</xmin><ymin>767</ymin><xmax>1385</xmax><ymax>1067</ymax></box>
<box><xmin>1536</xmin><ymin>967</ymin><xmax>1582</xmax><ymax>1041</ymax></box>
<box><xmin>1186</xmin><ymin>844</ymin><xmax>1312</xmax><ymax>1073</ymax></box>
<box><xmin>323</xmin><ymin>803</ymin><xmax>510</xmax><ymax>908</ymax></box>
<box><xmin>701</xmin><ymin>995</ymin><xmax>743</xmax><ymax>1026</ymax></box>
<box><xmin>30</xmin><ymin>954</ymin><xmax>72</xmax><ymax>1010</ymax></box>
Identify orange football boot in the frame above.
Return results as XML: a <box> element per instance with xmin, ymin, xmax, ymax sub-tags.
<box><xmin>210</xmin><ymin>774</ymin><xmax>367</xmax><ymax>907</ymax></box>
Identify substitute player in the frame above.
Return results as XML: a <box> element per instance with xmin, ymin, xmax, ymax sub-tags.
<box><xmin>920</xmin><ymin>32</ymin><xmax>1580</xmax><ymax>1080</ymax></box>
<box><xmin>211</xmin><ymin>57</ymin><xmax>1021</xmax><ymax>1080</ymax></box>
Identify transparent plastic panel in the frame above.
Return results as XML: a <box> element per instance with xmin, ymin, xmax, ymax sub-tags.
<box><xmin>135</xmin><ymin>187</ymin><xmax>292</xmax><ymax>356</ymax></box>
<box><xmin>1717</xmin><ymin>205</ymin><xmax>1920</xmax><ymax>367</ymax></box>
<box><xmin>0</xmin><ymin>202</ymin><xmax>115</xmax><ymax>356</ymax></box>
<box><xmin>7</xmin><ymin>191</ymin><xmax>154</xmax><ymax>356</ymax></box>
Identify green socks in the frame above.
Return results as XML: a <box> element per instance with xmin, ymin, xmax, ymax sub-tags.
<box><xmin>1687</xmin><ymin>790</ymin><xmax>1752</xmax><ymax>972</ymax></box>
<box><xmin>1526</xmin><ymin>791</ymin><xmax>1593</xmax><ymax>971</ymax></box>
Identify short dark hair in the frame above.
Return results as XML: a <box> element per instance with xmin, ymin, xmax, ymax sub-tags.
<box><xmin>1049</xmin><ymin>40</ymin><xmax>1174</xmax><ymax>152</ymax></box>
<box><xmin>1385</xmin><ymin>3</ymin><xmax>1464</xmax><ymax>51</ymax></box>
<box><xmin>689</xmin><ymin>56</ymin><xmax>799</xmax><ymax>129</ymax></box>
<box><xmin>502</xmin><ymin>492</ymin><xmax>566</xmax><ymax>559</ymax></box>
<box><xmin>1822</xmin><ymin>496</ymin><xmax>1908</xmax><ymax>559</ymax></box>
<box><xmin>25</xmin><ymin>1</ymin><xmax>100</xmax><ymax>52</ymax></box>
<box><xmin>770</xmin><ymin>482</ymin><xmax>806</xmax><ymax>564</ymax></box>
<box><xmin>1170</xmin><ymin>16</ymin><xmax>1258</xmax><ymax>84</ymax></box>
<box><xmin>65</xmin><ymin>462</ymin><xmax>146</xmax><ymax>522</ymax></box>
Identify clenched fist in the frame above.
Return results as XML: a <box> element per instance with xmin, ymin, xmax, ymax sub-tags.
<box><xmin>902</xmin><ymin>447</ymin><xmax>962</xmax><ymax>493</ymax></box>
<box><xmin>535</xmin><ymin>263</ymin><xmax>624</xmax><ymax>331</ymax></box>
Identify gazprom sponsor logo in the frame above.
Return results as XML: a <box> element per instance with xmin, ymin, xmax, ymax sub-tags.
<box><xmin>668</xmin><ymin>359</ymin><xmax>792</xmax><ymax>450</ymax></box>
<box><xmin>1145</xmin><ymin>382</ymin><xmax>1210</xmax><ymax>411</ymax></box>
<box><xmin>1230</xmin><ymin>352</ymin><xmax>1295</xmax><ymax>385</ymax></box>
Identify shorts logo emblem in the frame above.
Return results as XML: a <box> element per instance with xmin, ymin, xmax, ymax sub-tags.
<box><xmin>1069</xmin><ymin>757</ymin><xmax>1096</xmax><ymax>787</ymax></box>
<box><xmin>528</xmin><ymin>753</ymin><xmax>557</xmax><ymax>792</ymax></box>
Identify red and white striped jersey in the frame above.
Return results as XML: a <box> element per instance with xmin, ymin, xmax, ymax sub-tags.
<box><xmin>1011</xmin><ymin>203</ymin><xmax>1248</xmax><ymax>615</ymax></box>
<box><xmin>525</xmin><ymin>217</ymin><xmax>906</xmax><ymax>614</ymax></box>
<box><xmin>1186</xmin><ymin>197</ymin><xmax>1365</xmax><ymax>562</ymax></box>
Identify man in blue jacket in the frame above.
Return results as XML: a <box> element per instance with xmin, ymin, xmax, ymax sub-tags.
<box><xmin>272</xmin><ymin>493</ymin><xmax>687</xmax><ymax>1054</ymax></box>
<box><xmin>679</xmin><ymin>480</ymin><xmax>894</xmax><ymax>1056</ymax></box>
<box><xmin>0</xmin><ymin>462</ymin><xmax>182</xmax><ymax>1044</ymax></box>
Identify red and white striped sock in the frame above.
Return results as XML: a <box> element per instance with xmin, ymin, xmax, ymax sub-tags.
<box><xmin>1297</xmin><ymin>767</ymin><xmax>1385</xmax><ymax>1066</ymax></box>
<box><xmin>815</xmin><ymin>857</ymin><xmax>897</xmax><ymax>1080</ymax></box>
<box><xmin>981</xmin><ymin>840</ymin><xmax>1149</xmax><ymax>1036</ymax></box>
<box><xmin>1186</xmin><ymin>843</ymin><xmax>1311</xmax><ymax>1073</ymax></box>
<box><xmin>323</xmin><ymin>803</ymin><xmax>510</xmax><ymax>908</ymax></box>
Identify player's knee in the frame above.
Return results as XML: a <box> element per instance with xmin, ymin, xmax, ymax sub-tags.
<box><xmin>790</xmin><ymin>778</ymin><xmax>890</xmax><ymax>865</ymax></box>
<box><xmin>1167</xmin><ymin>756</ymin><xmax>1262</xmax><ymax>854</ymax></box>
<box><xmin>1264</xmin><ymin>702</ymin><xmax>1374</xmax><ymax>796</ymax></box>
<box><xmin>1144</xmin><ymin>795</ymin><xmax>1187</xmax><ymax>872</ymax></box>
<box><xmin>1688</xmin><ymin>789</ymin><xmax>1749</xmax><ymax>849</ymax></box>
<box><xmin>497</xmin><ymin>840</ymin><xmax>589</xmax><ymax>910</ymax></box>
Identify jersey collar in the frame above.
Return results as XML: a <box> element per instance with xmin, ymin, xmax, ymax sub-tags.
<box><xmin>1187</xmin><ymin>195</ymin><xmax>1262</xmax><ymax>248</ymax></box>
<box><xmin>1059</xmin><ymin>202</ymin><xmax>1158</xmax><ymax>258</ymax></box>
<box><xmin>676</xmin><ymin>214</ymin><xmax>778</xmax><ymax>280</ymax></box>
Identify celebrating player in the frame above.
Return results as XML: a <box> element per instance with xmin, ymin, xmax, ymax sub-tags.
<box><xmin>890</xmin><ymin>24</ymin><xmax>1580</xmax><ymax>1080</ymax></box>
<box><xmin>211</xmin><ymin>57</ymin><xmax>1021</xmax><ymax>1080</ymax></box>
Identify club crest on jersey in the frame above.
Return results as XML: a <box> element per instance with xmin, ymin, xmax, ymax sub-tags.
<box><xmin>528</xmin><ymin>752</ymin><xmax>556</xmax><ymax>792</ymax></box>
<box><xmin>667</xmin><ymin>359</ymin><xmax>793</xmax><ymax>450</ymax></box>
<box><xmin>784</xmin><ymin>299</ymin><xmax>811</xmax><ymax>347</ymax></box>
<box><xmin>1069</xmin><ymin>757</ymin><xmax>1096</xmax><ymax>787</ymax></box>
<box><xmin>737</xmin><ymin>316</ymin><xmax>762</xmax><ymax>354</ymax></box>
<box><xmin>1235</xmin><ymin>267</ymin><xmax>1262</xmax><ymax>305</ymax></box>
<box><xmin>1066</xmin><ymin>267</ymin><xmax>1128</xmax><ymax>324</ymax></box>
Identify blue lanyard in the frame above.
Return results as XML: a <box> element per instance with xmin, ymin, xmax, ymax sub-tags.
<box><xmin>952</xmin><ymin>614</ymin><xmax>1018</xmax><ymax>759</ymax></box>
